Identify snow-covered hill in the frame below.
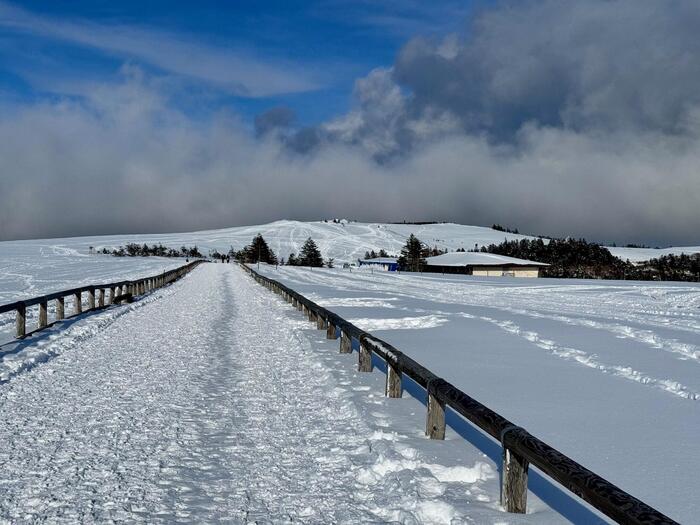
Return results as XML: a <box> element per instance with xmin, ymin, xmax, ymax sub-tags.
<box><xmin>607</xmin><ymin>245</ymin><xmax>700</xmax><ymax>263</ymax></box>
<box><xmin>80</xmin><ymin>220</ymin><xmax>536</xmax><ymax>262</ymax></box>
<box><xmin>3</xmin><ymin>220</ymin><xmax>700</xmax><ymax>305</ymax></box>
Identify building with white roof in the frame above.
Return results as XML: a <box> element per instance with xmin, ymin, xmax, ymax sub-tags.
<box><xmin>424</xmin><ymin>252</ymin><xmax>548</xmax><ymax>278</ymax></box>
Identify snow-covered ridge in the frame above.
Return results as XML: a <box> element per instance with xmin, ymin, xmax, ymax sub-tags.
<box><xmin>607</xmin><ymin>245</ymin><xmax>700</xmax><ymax>263</ymax></box>
<box><xmin>2</xmin><ymin>220</ymin><xmax>535</xmax><ymax>265</ymax></box>
<box><xmin>2</xmin><ymin>220</ymin><xmax>700</xmax><ymax>307</ymax></box>
<box><xmin>5</xmin><ymin>220</ymin><xmax>699</xmax><ymax>267</ymax></box>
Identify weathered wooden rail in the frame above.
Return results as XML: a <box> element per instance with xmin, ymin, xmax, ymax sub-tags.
<box><xmin>1</xmin><ymin>260</ymin><xmax>204</xmax><ymax>340</ymax></box>
<box><xmin>241</xmin><ymin>263</ymin><xmax>678</xmax><ymax>525</ymax></box>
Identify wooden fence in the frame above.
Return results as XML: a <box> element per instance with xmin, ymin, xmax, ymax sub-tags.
<box><xmin>241</xmin><ymin>263</ymin><xmax>677</xmax><ymax>525</ymax></box>
<box><xmin>0</xmin><ymin>260</ymin><xmax>204</xmax><ymax>340</ymax></box>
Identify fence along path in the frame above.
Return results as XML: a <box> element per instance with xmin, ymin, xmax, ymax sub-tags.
<box><xmin>0</xmin><ymin>260</ymin><xmax>204</xmax><ymax>340</ymax></box>
<box><xmin>241</xmin><ymin>263</ymin><xmax>678</xmax><ymax>525</ymax></box>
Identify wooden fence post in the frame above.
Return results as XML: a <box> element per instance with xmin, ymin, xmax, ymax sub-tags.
<box><xmin>98</xmin><ymin>289</ymin><xmax>105</xmax><ymax>307</ymax></box>
<box><xmin>88</xmin><ymin>288</ymin><xmax>95</xmax><ymax>310</ymax></box>
<box><xmin>340</xmin><ymin>331</ymin><xmax>353</xmax><ymax>354</ymax></box>
<box><xmin>39</xmin><ymin>300</ymin><xmax>48</xmax><ymax>329</ymax></box>
<box><xmin>56</xmin><ymin>297</ymin><xmax>64</xmax><ymax>320</ymax></box>
<box><xmin>426</xmin><ymin>383</ymin><xmax>446</xmax><ymax>440</ymax></box>
<box><xmin>73</xmin><ymin>292</ymin><xmax>82</xmax><ymax>315</ymax></box>
<box><xmin>326</xmin><ymin>322</ymin><xmax>338</xmax><ymax>339</ymax></box>
<box><xmin>386</xmin><ymin>358</ymin><xmax>403</xmax><ymax>398</ymax></box>
<box><xmin>16</xmin><ymin>304</ymin><xmax>26</xmax><ymax>338</ymax></box>
<box><xmin>501</xmin><ymin>429</ymin><xmax>529</xmax><ymax>513</ymax></box>
<box><xmin>316</xmin><ymin>315</ymin><xmax>327</xmax><ymax>330</ymax></box>
<box><xmin>358</xmin><ymin>336</ymin><xmax>373</xmax><ymax>372</ymax></box>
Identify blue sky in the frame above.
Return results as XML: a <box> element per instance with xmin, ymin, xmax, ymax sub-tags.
<box><xmin>0</xmin><ymin>0</ymin><xmax>475</xmax><ymax>128</ymax></box>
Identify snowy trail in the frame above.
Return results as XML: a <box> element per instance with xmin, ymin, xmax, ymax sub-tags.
<box><xmin>0</xmin><ymin>264</ymin><xmax>561</xmax><ymax>523</ymax></box>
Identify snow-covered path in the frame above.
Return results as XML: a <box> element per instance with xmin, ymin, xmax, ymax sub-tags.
<box><xmin>0</xmin><ymin>264</ymin><xmax>561</xmax><ymax>523</ymax></box>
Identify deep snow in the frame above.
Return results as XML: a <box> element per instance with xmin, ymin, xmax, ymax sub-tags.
<box><xmin>0</xmin><ymin>264</ymin><xmax>564</xmax><ymax>523</ymax></box>
<box><xmin>256</xmin><ymin>264</ymin><xmax>700</xmax><ymax>524</ymax></box>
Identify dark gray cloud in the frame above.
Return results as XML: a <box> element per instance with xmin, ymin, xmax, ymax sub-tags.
<box><xmin>394</xmin><ymin>0</ymin><xmax>700</xmax><ymax>138</ymax></box>
<box><xmin>308</xmin><ymin>0</ymin><xmax>700</xmax><ymax>158</ymax></box>
<box><xmin>254</xmin><ymin>106</ymin><xmax>295</xmax><ymax>137</ymax></box>
<box><xmin>2</xmin><ymin>0</ymin><xmax>700</xmax><ymax>246</ymax></box>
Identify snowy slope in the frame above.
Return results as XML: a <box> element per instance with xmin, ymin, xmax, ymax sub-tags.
<box><xmin>0</xmin><ymin>241</ymin><xmax>182</xmax><ymax>304</ymax></box>
<box><xmin>3</xmin><ymin>220</ymin><xmax>700</xmax><ymax>307</ymax></box>
<box><xmin>0</xmin><ymin>221</ymin><xmax>535</xmax><ymax>286</ymax></box>
<box><xmin>607</xmin><ymin>245</ymin><xmax>700</xmax><ymax>262</ymax></box>
<box><xmin>256</xmin><ymin>264</ymin><xmax>700</xmax><ymax>524</ymax></box>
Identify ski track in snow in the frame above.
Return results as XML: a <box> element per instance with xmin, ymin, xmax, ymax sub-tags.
<box><xmin>0</xmin><ymin>265</ymin><xmax>551</xmax><ymax>524</ymax></box>
<box><xmin>254</xmin><ymin>265</ymin><xmax>700</xmax><ymax>522</ymax></box>
<box><xmin>271</xmin><ymin>267</ymin><xmax>700</xmax><ymax>401</ymax></box>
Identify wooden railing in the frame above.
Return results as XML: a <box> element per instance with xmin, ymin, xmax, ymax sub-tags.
<box><xmin>241</xmin><ymin>263</ymin><xmax>678</xmax><ymax>525</ymax></box>
<box><xmin>0</xmin><ymin>260</ymin><xmax>205</xmax><ymax>340</ymax></box>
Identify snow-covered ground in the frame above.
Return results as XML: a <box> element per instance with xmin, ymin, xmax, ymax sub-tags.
<box><xmin>607</xmin><ymin>245</ymin><xmax>700</xmax><ymax>263</ymax></box>
<box><xmin>2</xmin><ymin>221</ymin><xmax>700</xmax><ymax>307</ymax></box>
<box><xmin>0</xmin><ymin>221</ymin><xmax>534</xmax><ymax>274</ymax></box>
<box><xmin>0</xmin><ymin>264</ymin><xmax>565</xmax><ymax>523</ymax></box>
<box><xmin>256</xmin><ymin>264</ymin><xmax>700</xmax><ymax>524</ymax></box>
<box><xmin>0</xmin><ymin>240</ymin><xmax>182</xmax><ymax>304</ymax></box>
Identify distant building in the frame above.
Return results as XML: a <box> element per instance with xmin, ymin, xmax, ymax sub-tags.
<box><xmin>424</xmin><ymin>252</ymin><xmax>547</xmax><ymax>278</ymax></box>
<box><xmin>358</xmin><ymin>257</ymin><xmax>399</xmax><ymax>272</ymax></box>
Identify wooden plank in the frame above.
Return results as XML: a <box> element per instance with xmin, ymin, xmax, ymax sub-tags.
<box><xmin>98</xmin><ymin>289</ymin><xmax>105</xmax><ymax>308</ymax></box>
<box><xmin>88</xmin><ymin>288</ymin><xmax>95</xmax><ymax>310</ymax></box>
<box><xmin>386</xmin><ymin>362</ymin><xmax>402</xmax><ymax>398</ymax></box>
<box><xmin>326</xmin><ymin>322</ymin><xmax>337</xmax><ymax>339</ymax></box>
<box><xmin>16</xmin><ymin>304</ymin><xmax>26</xmax><ymax>338</ymax></box>
<box><xmin>358</xmin><ymin>337</ymin><xmax>373</xmax><ymax>372</ymax></box>
<box><xmin>501</xmin><ymin>445</ymin><xmax>529</xmax><ymax>513</ymax></box>
<box><xmin>38</xmin><ymin>301</ymin><xmax>48</xmax><ymax>329</ymax></box>
<box><xmin>426</xmin><ymin>390</ymin><xmax>446</xmax><ymax>440</ymax></box>
<box><xmin>56</xmin><ymin>297</ymin><xmax>64</xmax><ymax>320</ymax></box>
<box><xmin>73</xmin><ymin>292</ymin><xmax>82</xmax><ymax>315</ymax></box>
<box><xmin>340</xmin><ymin>332</ymin><xmax>352</xmax><ymax>354</ymax></box>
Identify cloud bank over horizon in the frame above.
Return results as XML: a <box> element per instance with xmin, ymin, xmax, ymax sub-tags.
<box><xmin>2</xmin><ymin>0</ymin><xmax>700</xmax><ymax>246</ymax></box>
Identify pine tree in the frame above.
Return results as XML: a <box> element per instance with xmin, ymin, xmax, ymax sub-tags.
<box><xmin>300</xmin><ymin>237</ymin><xmax>324</xmax><ymax>267</ymax></box>
<box><xmin>326</xmin><ymin>258</ymin><xmax>335</xmax><ymax>268</ymax></box>
<box><xmin>287</xmin><ymin>253</ymin><xmax>298</xmax><ymax>266</ymax></box>
<box><xmin>245</xmin><ymin>234</ymin><xmax>278</xmax><ymax>264</ymax></box>
<box><xmin>397</xmin><ymin>234</ymin><xmax>426</xmax><ymax>272</ymax></box>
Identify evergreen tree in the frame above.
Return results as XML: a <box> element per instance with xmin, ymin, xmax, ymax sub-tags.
<box><xmin>300</xmin><ymin>237</ymin><xmax>324</xmax><ymax>267</ymax></box>
<box><xmin>326</xmin><ymin>258</ymin><xmax>335</xmax><ymax>268</ymax></box>
<box><xmin>287</xmin><ymin>253</ymin><xmax>298</xmax><ymax>266</ymax></box>
<box><xmin>398</xmin><ymin>234</ymin><xmax>426</xmax><ymax>272</ymax></box>
<box><xmin>245</xmin><ymin>234</ymin><xmax>278</xmax><ymax>264</ymax></box>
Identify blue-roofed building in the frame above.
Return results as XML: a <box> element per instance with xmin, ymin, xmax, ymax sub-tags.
<box><xmin>357</xmin><ymin>257</ymin><xmax>399</xmax><ymax>272</ymax></box>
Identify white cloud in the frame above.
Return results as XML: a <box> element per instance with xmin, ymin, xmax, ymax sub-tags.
<box><xmin>1</xmin><ymin>71</ymin><xmax>700</xmax><ymax>245</ymax></box>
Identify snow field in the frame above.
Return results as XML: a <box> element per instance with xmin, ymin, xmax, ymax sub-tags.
<box><xmin>256</xmin><ymin>264</ymin><xmax>700</xmax><ymax>523</ymax></box>
<box><xmin>0</xmin><ymin>264</ymin><xmax>564</xmax><ymax>523</ymax></box>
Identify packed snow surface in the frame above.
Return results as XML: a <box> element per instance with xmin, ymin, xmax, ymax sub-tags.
<box><xmin>257</xmin><ymin>264</ymin><xmax>700</xmax><ymax>524</ymax></box>
<box><xmin>0</xmin><ymin>264</ymin><xmax>563</xmax><ymax>523</ymax></box>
